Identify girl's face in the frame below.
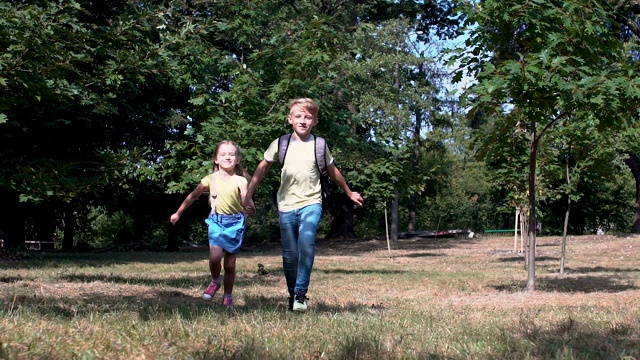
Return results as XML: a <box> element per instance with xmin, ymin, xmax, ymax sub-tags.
<box><xmin>215</xmin><ymin>144</ymin><xmax>239</xmax><ymax>172</ymax></box>
<box><xmin>288</xmin><ymin>105</ymin><xmax>317</xmax><ymax>139</ymax></box>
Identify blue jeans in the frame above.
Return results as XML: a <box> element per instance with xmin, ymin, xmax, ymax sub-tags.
<box><xmin>279</xmin><ymin>204</ymin><xmax>323</xmax><ymax>295</ymax></box>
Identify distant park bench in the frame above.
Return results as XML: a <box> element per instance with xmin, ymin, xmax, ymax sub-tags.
<box><xmin>25</xmin><ymin>240</ymin><xmax>61</xmax><ymax>251</ymax></box>
<box><xmin>0</xmin><ymin>239</ymin><xmax>61</xmax><ymax>250</ymax></box>
<box><xmin>484</xmin><ymin>229</ymin><xmax>516</xmax><ymax>235</ymax></box>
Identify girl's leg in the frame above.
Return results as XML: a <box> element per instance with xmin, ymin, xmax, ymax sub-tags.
<box><xmin>222</xmin><ymin>252</ymin><xmax>237</xmax><ymax>294</ymax></box>
<box><xmin>222</xmin><ymin>252</ymin><xmax>237</xmax><ymax>307</ymax></box>
<box><xmin>203</xmin><ymin>246</ymin><xmax>224</xmax><ymax>300</ymax></box>
<box><xmin>209</xmin><ymin>246</ymin><xmax>224</xmax><ymax>278</ymax></box>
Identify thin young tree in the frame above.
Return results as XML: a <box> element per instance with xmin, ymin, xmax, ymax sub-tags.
<box><xmin>454</xmin><ymin>0</ymin><xmax>640</xmax><ymax>290</ymax></box>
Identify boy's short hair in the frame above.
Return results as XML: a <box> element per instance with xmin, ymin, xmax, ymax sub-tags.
<box><xmin>288</xmin><ymin>98</ymin><xmax>319</xmax><ymax>118</ymax></box>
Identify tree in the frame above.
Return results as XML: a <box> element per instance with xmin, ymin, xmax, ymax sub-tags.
<box><xmin>0</xmin><ymin>0</ymin><xmax>465</xmax><ymax>250</ymax></box>
<box><xmin>454</xmin><ymin>0</ymin><xmax>640</xmax><ymax>290</ymax></box>
<box><xmin>539</xmin><ymin>115</ymin><xmax>619</xmax><ymax>274</ymax></box>
<box><xmin>0</xmin><ymin>1</ymin><xmax>211</xmax><ymax>250</ymax></box>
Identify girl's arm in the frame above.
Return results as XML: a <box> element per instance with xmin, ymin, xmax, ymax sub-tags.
<box><xmin>170</xmin><ymin>183</ymin><xmax>207</xmax><ymax>224</ymax></box>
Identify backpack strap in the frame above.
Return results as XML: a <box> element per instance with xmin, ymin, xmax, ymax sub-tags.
<box><xmin>278</xmin><ymin>134</ymin><xmax>292</xmax><ymax>165</ymax></box>
<box><xmin>208</xmin><ymin>172</ymin><xmax>218</xmax><ymax>214</ymax></box>
<box><xmin>314</xmin><ymin>136</ymin><xmax>328</xmax><ymax>177</ymax></box>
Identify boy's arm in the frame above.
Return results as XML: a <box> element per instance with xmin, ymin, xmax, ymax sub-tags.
<box><xmin>170</xmin><ymin>183</ymin><xmax>207</xmax><ymax>224</ymax></box>
<box><xmin>327</xmin><ymin>163</ymin><xmax>364</xmax><ymax>206</ymax></box>
<box><xmin>244</xmin><ymin>159</ymin><xmax>273</xmax><ymax>210</ymax></box>
<box><xmin>239</xmin><ymin>180</ymin><xmax>249</xmax><ymax>214</ymax></box>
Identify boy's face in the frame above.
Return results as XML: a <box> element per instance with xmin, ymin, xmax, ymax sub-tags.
<box><xmin>288</xmin><ymin>105</ymin><xmax>317</xmax><ymax>139</ymax></box>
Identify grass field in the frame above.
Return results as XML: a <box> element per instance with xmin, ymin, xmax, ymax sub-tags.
<box><xmin>1</xmin><ymin>234</ymin><xmax>639</xmax><ymax>359</ymax></box>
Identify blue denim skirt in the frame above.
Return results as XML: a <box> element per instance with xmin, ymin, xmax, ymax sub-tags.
<box><xmin>205</xmin><ymin>212</ymin><xmax>246</xmax><ymax>254</ymax></box>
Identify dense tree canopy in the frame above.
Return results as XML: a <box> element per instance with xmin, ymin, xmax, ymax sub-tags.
<box><xmin>0</xmin><ymin>0</ymin><xmax>637</xmax><ymax>266</ymax></box>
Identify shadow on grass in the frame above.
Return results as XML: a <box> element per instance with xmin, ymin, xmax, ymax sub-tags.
<box><xmin>241</xmin><ymin>294</ymin><xmax>386</xmax><ymax>314</ymax></box>
<box><xmin>315</xmin><ymin>268</ymin><xmax>409</xmax><ymax>275</ymax></box>
<box><xmin>58</xmin><ymin>273</ymin><xmax>206</xmax><ymax>288</ymax></box>
<box><xmin>1</xmin><ymin>290</ymin><xmax>225</xmax><ymax>321</ymax></box>
<box><xmin>316</xmin><ymin>237</ymin><xmax>482</xmax><ymax>255</ymax></box>
<box><xmin>561</xmin><ymin>266</ymin><xmax>640</xmax><ymax>274</ymax></box>
<box><xmin>394</xmin><ymin>252</ymin><xmax>446</xmax><ymax>258</ymax></box>
<box><xmin>0</xmin><ymin>278</ymin><xmax>284</xmax><ymax>321</ymax></box>
<box><xmin>52</xmin><ymin>272</ymin><xmax>281</xmax><ymax>290</ymax></box>
<box><xmin>496</xmin><ymin>255</ymin><xmax>558</xmax><ymax>263</ymax></box>
<box><xmin>0</xmin><ymin>275</ymin><xmax>24</xmax><ymax>283</ymax></box>
<box><xmin>493</xmin><ymin>275</ymin><xmax>637</xmax><ymax>293</ymax></box>
<box><xmin>502</xmin><ymin>314</ymin><xmax>640</xmax><ymax>359</ymax></box>
<box><xmin>537</xmin><ymin>242</ymin><xmax>560</xmax><ymax>247</ymax></box>
<box><xmin>0</xmin><ymin>251</ymin><xmax>211</xmax><ymax>270</ymax></box>
<box><xmin>0</xmin><ymin>236</ymin><xmax>481</xmax><ymax>269</ymax></box>
<box><xmin>1</xmin><ymin>289</ymin><xmax>376</xmax><ymax>322</ymax></box>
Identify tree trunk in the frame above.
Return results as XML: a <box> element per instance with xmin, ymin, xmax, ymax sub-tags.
<box><xmin>561</xmin><ymin>198</ymin><xmax>570</xmax><ymax>276</ymax></box>
<box><xmin>133</xmin><ymin>200</ymin><xmax>146</xmax><ymax>243</ymax></box>
<box><xmin>408</xmin><ymin>195</ymin><xmax>416</xmax><ymax>232</ymax></box>
<box><xmin>0</xmin><ymin>187</ymin><xmax>25</xmax><ymax>251</ymax></box>
<box><xmin>408</xmin><ymin>105</ymin><xmax>422</xmax><ymax>232</ymax></box>
<box><xmin>391</xmin><ymin>189</ymin><xmax>399</xmax><ymax>241</ymax></box>
<box><xmin>34</xmin><ymin>201</ymin><xmax>57</xmax><ymax>250</ymax></box>
<box><xmin>624</xmin><ymin>152</ymin><xmax>640</xmax><ymax>233</ymax></box>
<box><xmin>167</xmin><ymin>222</ymin><xmax>179</xmax><ymax>252</ymax></box>
<box><xmin>62</xmin><ymin>202</ymin><xmax>76</xmax><ymax>252</ymax></box>
<box><xmin>561</xmin><ymin>154</ymin><xmax>571</xmax><ymax>276</ymax></box>
<box><xmin>526</xmin><ymin>125</ymin><xmax>538</xmax><ymax>292</ymax></box>
<box><xmin>326</xmin><ymin>194</ymin><xmax>356</xmax><ymax>238</ymax></box>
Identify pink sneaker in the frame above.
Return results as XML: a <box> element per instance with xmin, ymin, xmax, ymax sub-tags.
<box><xmin>223</xmin><ymin>295</ymin><xmax>234</xmax><ymax>308</ymax></box>
<box><xmin>202</xmin><ymin>281</ymin><xmax>221</xmax><ymax>300</ymax></box>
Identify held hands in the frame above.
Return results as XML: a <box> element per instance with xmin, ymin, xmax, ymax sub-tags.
<box><xmin>244</xmin><ymin>198</ymin><xmax>256</xmax><ymax>216</ymax></box>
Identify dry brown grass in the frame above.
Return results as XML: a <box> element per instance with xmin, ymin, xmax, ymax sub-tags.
<box><xmin>1</xmin><ymin>234</ymin><xmax>639</xmax><ymax>359</ymax></box>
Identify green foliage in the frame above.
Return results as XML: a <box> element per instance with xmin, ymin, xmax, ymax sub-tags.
<box><xmin>458</xmin><ymin>0</ymin><xmax>639</xmax><ymax>125</ymax></box>
<box><xmin>454</xmin><ymin>0</ymin><xmax>640</xmax><ymax>239</ymax></box>
<box><xmin>0</xmin><ymin>1</ymin><xmax>196</xmax><ymax>202</ymax></box>
<box><xmin>540</xmin><ymin>168</ymin><xmax>635</xmax><ymax>234</ymax></box>
<box><xmin>76</xmin><ymin>208</ymin><xmax>133</xmax><ymax>249</ymax></box>
<box><xmin>15</xmin><ymin>0</ymin><xmax>640</xmax><ymax>249</ymax></box>
<box><xmin>472</xmin><ymin>110</ymin><xmax>530</xmax><ymax>215</ymax></box>
<box><xmin>419</xmin><ymin>106</ymin><xmax>494</xmax><ymax>231</ymax></box>
<box><xmin>348</xmin><ymin>18</ymin><xmax>448</xmax><ymax>202</ymax></box>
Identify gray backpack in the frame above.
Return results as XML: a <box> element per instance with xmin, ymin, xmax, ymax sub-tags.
<box><xmin>278</xmin><ymin>134</ymin><xmax>333</xmax><ymax>205</ymax></box>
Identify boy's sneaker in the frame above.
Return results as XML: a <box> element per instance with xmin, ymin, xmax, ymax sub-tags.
<box><xmin>223</xmin><ymin>295</ymin><xmax>234</xmax><ymax>308</ymax></box>
<box><xmin>292</xmin><ymin>291</ymin><xmax>308</xmax><ymax>312</ymax></box>
<box><xmin>202</xmin><ymin>281</ymin><xmax>221</xmax><ymax>300</ymax></box>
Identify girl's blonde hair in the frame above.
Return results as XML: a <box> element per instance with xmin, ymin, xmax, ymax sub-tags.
<box><xmin>288</xmin><ymin>98</ymin><xmax>319</xmax><ymax>118</ymax></box>
<box><xmin>212</xmin><ymin>140</ymin><xmax>251</xmax><ymax>181</ymax></box>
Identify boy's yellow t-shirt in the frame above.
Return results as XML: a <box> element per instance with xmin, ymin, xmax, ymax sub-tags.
<box><xmin>200</xmin><ymin>172</ymin><xmax>247</xmax><ymax>214</ymax></box>
<box><xmin>264</xmin><ymin>135</ymin><xmax>334</xmax><ymax>212</ymax></box>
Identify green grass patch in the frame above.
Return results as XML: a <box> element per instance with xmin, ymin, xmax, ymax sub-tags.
<box><xmin>1</xmin><ymin>235</ymin><xmax>639</xmax><ymax>359</ymax></box>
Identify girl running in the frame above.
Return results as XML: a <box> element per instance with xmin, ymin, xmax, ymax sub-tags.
<box><xmin>170</xmin><ymin>140</ymin><xmax>251</xmax><ymax>308</ymax></box>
